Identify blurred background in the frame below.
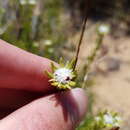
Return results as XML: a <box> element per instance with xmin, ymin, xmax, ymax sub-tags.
<box><xmin>0</xmin><ymin>0</ymin><xmax>130</xmax><ymax>129</ymax></box>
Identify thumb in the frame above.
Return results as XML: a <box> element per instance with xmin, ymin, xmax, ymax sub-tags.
<box><xmin>0</xmin><ymin>88</ymin><xmax>87</xmax><ymax>130</ymax></box>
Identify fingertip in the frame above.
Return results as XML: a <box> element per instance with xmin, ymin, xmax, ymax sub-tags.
<box><xmin>0</xmin><ymin>88</ymin><xmax>88</xmax><ymax>130</ymax></box>
<box><xmin>71</xmin><ymin>88</ymin><xmax>88</xmax><ymax>120</ymax></box>
<box><xmin>62</xmin><ymin>88</ymin><xmax>88</xmax><ymax>124</ymax></box>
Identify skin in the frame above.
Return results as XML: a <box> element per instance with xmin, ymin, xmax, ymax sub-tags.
<box><xmin>0</xmin><ymin>39</ymin><xmax>87</xmax><ymax>130</ymax></box>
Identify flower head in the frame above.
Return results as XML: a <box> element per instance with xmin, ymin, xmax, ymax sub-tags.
<box><xmin>97</xmin><ymin>24</ymin><xmax>110</xmax><ymax>35</ymax></box>
<box><xmin>103</xmin><ymin>113</ymin><xmax>115</xmax><ymax>127</ymax></box>
<box><xmin>54</xmin><ymin>68</ymin><xmax>73</xmax><ymax>84</ymax></box>
<box><xmin>95</xmin><ymin>111</ymin><xmax>122</xmax><ymax>129</ymax></box>
<box><xmin>19</xmin><ymin>0</ymin><xmax>36</xmax><ymax>5</ymax></box>
<box><xmin>44</xmin><ymin>40</ymin><xmax>53</xmax><ymax>46</ymax></box>
<box><xmin>46</xmin><ymin>58</ymin><xmax>76</xmax><ymax>90</ymax></box>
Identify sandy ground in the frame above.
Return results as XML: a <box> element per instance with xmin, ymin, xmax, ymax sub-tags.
<box><xmin>74</xmin><ymin>22</ymin><xmax>130</xmax><ymax>130</ymax></box>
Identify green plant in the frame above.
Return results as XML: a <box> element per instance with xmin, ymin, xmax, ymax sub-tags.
<box><xmin>0</xmin><ymin>0</ymin><xmax>66</xmax><ymax>60</ymax></box>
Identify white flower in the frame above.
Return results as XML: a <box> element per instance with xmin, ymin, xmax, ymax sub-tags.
<box><xmin>19</xmin><ymin>0</ymin><xmax>26</xmax><ymax>5</ymax></box>
<box><xmin>47</xmin><ymin>59</ymin><xmax>76</xmax><ymax>90</ymax></box>
<box><xmin>29</xmin><ymin>0</ymin><xmax>36</xmax><ymax>5</ymax></box>
<box><xmin>115</xmin><ymin>116</ymin><xmax>122</xmax><ymax>122</ymax></box>
<box><xmin>114</xmin><ymin>116</ymin><xmax>122</xmax><ymax>127</ymax></box>
<box><xmin>19</xmin><ymin>0</ymin><xmax>36</xmax><ymax>5</ymax></box>
<box><xmin>98</xmin><ymin>24</ymin><xmax>110</xmax><ymax>35</ymax></box>
<box><xmin>95</xmin><ymin>117</ymin><xmax>101</xmax><ymax>121</ymax></box>
<box><xmin>103</xmin><ymin>114</ymin><xmax>114</xmax><ymax>125</ymax></box>
<box><xmin>54</xmin><ymin>68</ymin><xmax>73</xmax><ymax>84</ymax></box>
<box><xmin>95</xmin><ymin>111</ymin><xmax>122</xmax><ymax>129</ymax></box>
<box><xmin>103</xmin><ymin>114</ymin><xmax>122</xmax><ymax>127</ymax></box>
<box><xmin>44</xmin><ymin>40</ymin><xmax>53</xmax><ymax>46</ymax></box>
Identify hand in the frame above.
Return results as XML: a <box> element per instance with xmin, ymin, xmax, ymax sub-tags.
<box><xmin>0</xmin><ymin>39</ymin><xmax>87</xmax><ymax>130</ymax></box>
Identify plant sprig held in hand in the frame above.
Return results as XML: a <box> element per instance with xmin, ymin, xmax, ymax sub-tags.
<box><xmin>46</xmin><ymin>7</ymin><xmax>88</xmax><ymax>90</ymax></box>
<box><xmin>46</xmin><ymin>58</ymin><xmax>77</xmax><ymax>90</ymax></box>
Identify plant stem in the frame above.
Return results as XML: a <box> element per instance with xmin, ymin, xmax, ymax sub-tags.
<box><xmin>82</xmin><ymin>34</ymin><xmax>104</xmax><ymax>88</ymax></box>
<box><xmin>73</xmin><ymin>15</ymin><xmax>88</xmax><ymax>70</ymax></box>
<box><xmin>73</xmin><ymin>0</ymin><xmax>91</xmax><ymax>70</ymax></box>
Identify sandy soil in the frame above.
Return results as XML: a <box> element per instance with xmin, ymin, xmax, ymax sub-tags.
<box><xmin>75</xmin><ymin>22</ymin><xmax>130</xmax><ymax>130</ymax></box>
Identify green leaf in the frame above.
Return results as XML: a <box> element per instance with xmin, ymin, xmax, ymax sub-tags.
<box><xmin>59</xmin><ymin>57</ymin><xmax>64</xmax><ymax>67</ymax></box>
<box><xmin>51</xmin><ymin>62</ymin><xmax>58</xmax><ymax>72</ymax></box>
<box><xmin>45</xmin><ymin>71</ymin><xmax>53</xmax><ymax>78</ymax></box>
<box><xmin>69</xmin><ymin>81</ymin><xmax>76</xmax><ymax>87</ymax></box>
<box><xmin>66</xmin><ymin>58</ymin><xmax>76</xmax><ymax>69</ymax></box>
<box><xmin>57</xmin><ymin>83</ymin><xmax>62</xmax><ymax>88</ymax></box>
<box><xmin>65</xmin><ymin>84</ymin><xmax>71</xmax><ymax>89</ymax></box>
<box><xmin>52</xmin><ymin>82</ymin><xmax>59</xmax><ymax>86</ymax></box>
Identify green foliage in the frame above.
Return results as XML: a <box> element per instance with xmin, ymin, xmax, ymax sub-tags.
<box><xmin>0</xmin><ymin>0</ymin><xmax>66</xmax><ymax>60</ymax></box>
<box><xmin>77</xmin><ymin>110</ymin><xmax>122</xmax><ymax>130</ymax></box>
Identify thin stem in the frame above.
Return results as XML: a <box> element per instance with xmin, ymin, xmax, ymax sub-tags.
<box><xmin>86</xmin><ymin>34</ymin><xmax>103</xmax><ymax>73</ymax></box>
<box><xmin>82</xmin><ymin>34</ymin><xmax>104</xmax><ymax>88</ymax></box>
<box><xmin>73</xmin><ymin>15</ymin><xmax>88</xmax><ymax>70</ymax></box>
<box><xmin>73</xmin><ymin>1</ymin><xmax>90</xmax><ymax>70</ymax></box>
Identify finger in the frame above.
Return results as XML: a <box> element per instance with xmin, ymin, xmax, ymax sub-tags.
<box><xmin>0</xmin><ymin>88</ymin><xmax>43</xmax><ymax>119</ymax></box>
<box><xmin>0</xmin><ymin>88</ymin><xmax>87</xmax><ymax>130</ymax></box>
<box><xmin>0</xmin><ymin>88</ymin><xmax>43</xmax><ymax>109</ymax></box>
<box><xmin>0</xmin><ymin>39</ymin><xmax>57</xmax><ymax>92</ymax></box>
